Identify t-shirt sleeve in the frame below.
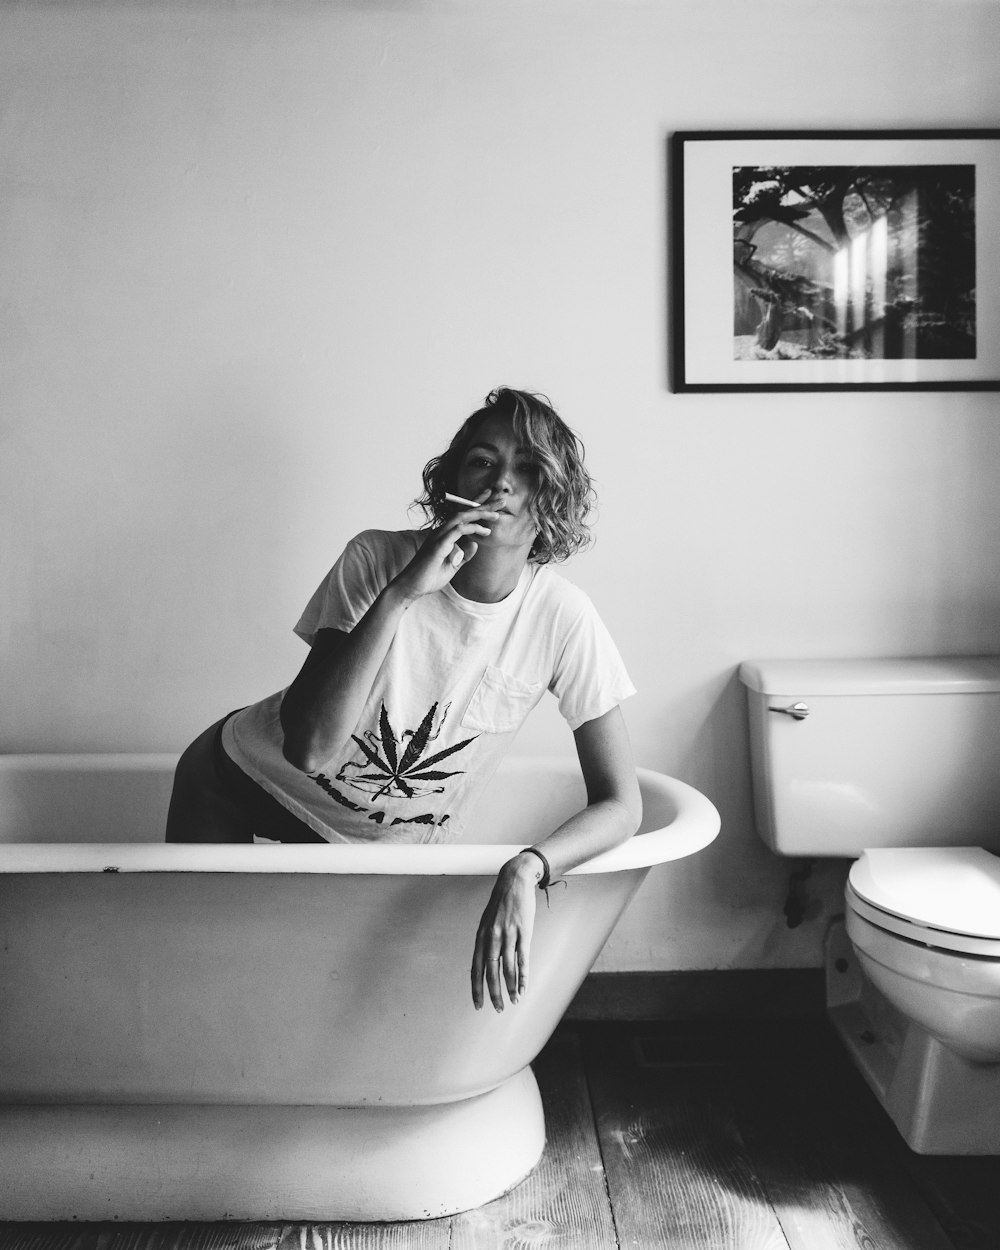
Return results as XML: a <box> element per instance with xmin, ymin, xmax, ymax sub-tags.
<box><xmin>549</xmin><ymin>593</ymin><xmax>637</xmax><ymax>731</ymax></box>
<box><xmin>293</xmin><ymin>531</ymin><xmax>386</xmax><ymax>645</ymax></box>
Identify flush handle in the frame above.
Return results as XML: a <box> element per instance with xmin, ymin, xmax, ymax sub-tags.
<box><xmin>770</xmin><ymin>702</ymin><xmax>810</xmax><ymax>720</ymax></box>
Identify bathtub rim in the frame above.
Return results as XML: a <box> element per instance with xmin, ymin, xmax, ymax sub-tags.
<box><xmin>0</xmin><ymin>754</ymin><xmax>719</xmax><ymax>875</ymax></box>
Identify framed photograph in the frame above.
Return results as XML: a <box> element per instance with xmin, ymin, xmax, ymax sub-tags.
<box><xmin>671</xmin><ymin>130</ymin><xmax>1000</xmax><ymax>392</ymax></box>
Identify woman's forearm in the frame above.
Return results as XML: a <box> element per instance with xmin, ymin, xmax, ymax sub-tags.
<box><xmin>509</xmin><ymin>794</ymin><xmax>640</xmax><ymax>885</ymax></box>
<box><xmin>527</xmin><ymin>705</ymin><xmax>642</xmax><ymax>877</ymax></box>
<box><xmin>279</xmin><ymin>582</ymin><xmax>414</xmax><ymax>773</ymax></box>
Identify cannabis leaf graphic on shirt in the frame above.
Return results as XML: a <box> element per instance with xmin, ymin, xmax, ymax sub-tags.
<box><xmin>337</xmin><ymin>702</ymin><xmax>479</xmax><ymax>801</ymax></box>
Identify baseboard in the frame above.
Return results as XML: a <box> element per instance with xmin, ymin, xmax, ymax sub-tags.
<box><xmin>564</xmin><ymin>969</ymin><xmax>826</xmax><ymax>1021</ymax></box>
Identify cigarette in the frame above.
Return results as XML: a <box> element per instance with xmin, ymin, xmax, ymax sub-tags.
<box><xmin>444</xmin><ymin>492</ymin><xmax>484</xmax><ymax>509</ymax></box>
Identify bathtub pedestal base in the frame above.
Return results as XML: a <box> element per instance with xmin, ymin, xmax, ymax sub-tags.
<box><xmin>0</xmin><ymin>1066</ymin><xmax>545</xmax><ymax>1222</ymax></box>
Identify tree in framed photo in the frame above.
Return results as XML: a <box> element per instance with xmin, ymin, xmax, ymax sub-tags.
<box><xmin>732</xmin><ymin>164</ymin><xmax>976</xmax><ymax>363</ymax></box>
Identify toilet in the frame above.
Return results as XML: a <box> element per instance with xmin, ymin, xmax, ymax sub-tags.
<box><xmin>739</xmin><ymin>657</ymin><xmax>1000</xmax><ymax>1155</ymax></box>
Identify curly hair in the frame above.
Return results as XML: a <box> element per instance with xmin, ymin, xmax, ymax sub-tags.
<box><xmin>415</xmin><ymin>387</ymin><xmax>595</xmax><ymax>565</ymax></box>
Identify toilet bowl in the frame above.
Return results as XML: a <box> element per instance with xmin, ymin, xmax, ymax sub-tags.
<box><xmin>826</xmin><ymin>846</ymin><xmax>1000</xmax><ymax>1153</ymax></box>
<box><xmin>740</xmin><ymin>658</ymin><xmax>1000</xmax><ymax>1155</ymax></box>
<box><xmin>846</xmin><ymin>847</ymin><xmax>1000</xmax><ymax>1063</ymax></box>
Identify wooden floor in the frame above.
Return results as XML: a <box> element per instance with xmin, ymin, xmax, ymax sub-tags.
<box><xmin>2</xmin><ymin>1019</ymin><xmax>999</xmax><ymax>1249</ymax></box>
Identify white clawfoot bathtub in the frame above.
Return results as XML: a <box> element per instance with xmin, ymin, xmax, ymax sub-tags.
<box><xmin>0</xmin><ymin>753</ymin><xmax>719</xmax><ymax>1222</ymax></box>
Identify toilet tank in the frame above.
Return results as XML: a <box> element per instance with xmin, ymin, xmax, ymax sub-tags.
<box><xmin>739</xmin><ymin>657</ymin><xmax>1000</xmax><ymax>856</ymax></box>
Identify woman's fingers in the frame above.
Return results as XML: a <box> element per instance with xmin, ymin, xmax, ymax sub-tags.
<box><xmin>471</xmin><ymin>926</ymin><xmax>489</xmax><ymax>1010</ymax></box>
<box><xmin>500</xmin><ymin>943</ymin><xmax>520</xmax><ymax>1004</ymax></box>
<box><xmin>443</xmin><ymin>517</ymin><xmax>495</xmax><ymax>544</ymax></box>
<box><xmin>472</xmin><ymin>936</ymin><xmax>530</xmax><ymax>1012</ymax></box>
<box><xmin>471</xmin><ymin>862</ymin><xmax>537</xmax><ymax>1012</ymax></box>
<box><xmin>399</xmin><ymin>515</ymin><xmax>496</xmax><ymax>600</ymax></box>
<box><xmin>484</xmin><ymin>943</ymin><xmax>522</xmax><ymax>1012</ymax></box>
<box><xmin>486</xmin><ymin>952</ymin><xmax>505</xmax><ymax>1012</ymax></box>
<box><xmin>436</xmin><ymin>518</ymin><xmax>492</xmax><ymax>569</ymax></box>
<box><xmin>471</xmin><ymin>933</ymin><xmax>520</xmax><ymax>1013</ymax></box>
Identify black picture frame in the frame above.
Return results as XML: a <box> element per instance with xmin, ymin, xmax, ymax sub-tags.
<box><xmin>671</xmin><ymin>129</ymin><xmax>1000</xmax><ymax>392</ymax></box>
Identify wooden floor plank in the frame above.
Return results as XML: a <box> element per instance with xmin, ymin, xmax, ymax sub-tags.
<box><xmin>97</xmin><ymin>1224</ymin><xmax>285</xmax><ymax>1250</ymax></box>
<box><xmin>584</xmin><ymin>1024</ymin><xmax>789</xmax><ymax>1250</ymax></box>
<box><xmin>0</xmin><ymin>1218</ymin><xmax>452</xmax><ymax>1250</ymax></box>
<box><xmin>0</xmin><ymin>1229</ymin><xmax>104</xmax><ymax>1250</ymax></box>
<box><xmin>273</xmin><ymin>1223</ymin><xmax>450</xmax><ymax>1249</ymax></box>
<box><xmin>0</xmin><ymin>1224</ymin><xmax>288</xmax><ymax>1250</ymax></box>
<box><xmin>731</xmin><ymin>1021</ymin><xmax>956</xmax><ymax>1250</ymax></box>
<box><xmin>451</xmin><ymin>1026</ymin><xmax>618</xmax><ymax>1249</ymax></box>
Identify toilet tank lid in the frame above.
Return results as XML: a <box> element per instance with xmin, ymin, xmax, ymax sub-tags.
<box><xmin>739</xmin><ymin>657</ymin><xmax>1000</xmax><ymax>697</ymax></box>
<box><xmin>849</xmin><ymin>848</ymin><xmax>1000</xmax><ymax>940</ymax></box>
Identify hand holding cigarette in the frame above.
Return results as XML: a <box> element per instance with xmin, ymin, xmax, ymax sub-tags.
<box><xmin>391</xmin><ymin>493</ymin><xmax>497</xmax><ymax>600</ymax></box>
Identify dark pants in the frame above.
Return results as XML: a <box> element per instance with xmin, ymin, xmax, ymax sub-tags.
<box><xmin>165</xmin><ymin>710</ymin><xmax>328</xmax><ymax>843</ymax></box>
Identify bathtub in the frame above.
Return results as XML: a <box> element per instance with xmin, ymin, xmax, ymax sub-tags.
<box><xmin>0</xmin><ymin>753</ymin><xmax>719</xmax><ymax>1222</ymax></box>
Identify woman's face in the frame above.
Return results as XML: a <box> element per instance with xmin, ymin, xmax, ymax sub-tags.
<box><xmin>453</xmin><ymin>414</ymin><xmax>540</xmax><ymax>552</ymax></box>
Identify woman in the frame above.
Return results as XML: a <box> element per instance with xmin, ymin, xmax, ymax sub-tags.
<box><xmin>166</xmin><ymin>387</ymin><xmax>641</xmax><ymax>1012</ymax></box>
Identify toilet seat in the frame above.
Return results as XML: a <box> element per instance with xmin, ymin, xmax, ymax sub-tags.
<box><xmin>847</xmin><ymin>847</ymin><xmax>1000</xmax><ymax>958</ymax></box>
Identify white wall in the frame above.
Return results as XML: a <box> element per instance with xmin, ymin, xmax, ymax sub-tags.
<box><xmin>3</xmin><ymin>0</ymin><xmax>1000</xmax><ymax>971</ymax></box>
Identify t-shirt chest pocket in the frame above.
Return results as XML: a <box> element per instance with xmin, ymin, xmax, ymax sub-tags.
<box><xmin>461</xmin><ymin>665</ymin><xmax>544</xmax><ymax>734</ymax></box>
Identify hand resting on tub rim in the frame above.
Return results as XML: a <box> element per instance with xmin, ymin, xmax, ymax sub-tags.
<box><xmin>166</xmin><ymin>386</ymin><xmax>641</xmax><ymax>1012</ymax></box>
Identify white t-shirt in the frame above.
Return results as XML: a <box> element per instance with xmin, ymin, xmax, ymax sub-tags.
<box><xmin>222</xmin><ymin>529</ymin><xmax>635</xmax><ymax>844</ymax></box>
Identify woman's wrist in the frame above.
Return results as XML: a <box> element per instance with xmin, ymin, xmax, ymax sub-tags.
<box><xmin>380</xmin><ymin>577</ymin><xmax>421</xmax><ymax>612</ymax></box>
<box><xmin>506</xmin><ymin>849</ymin><xmax>548</xmax><ymax>888</ymax></box>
